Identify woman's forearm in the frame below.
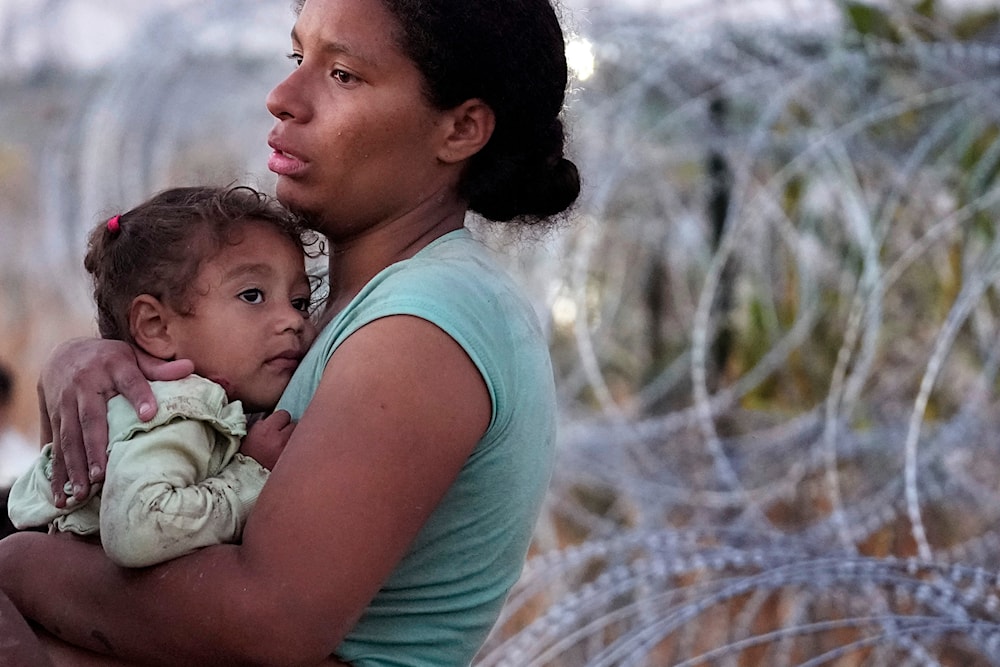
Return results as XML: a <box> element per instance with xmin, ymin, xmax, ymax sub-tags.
<box><xmin>0</xmin><ymin>531</ymin><xmax>298</xmax><ymax>666</ymax></box>
<box><xmin>1</xmin><ymin>531</ymin><xmax>200</xmax><ymax>662</ymax></box>
<box><xmin>0</xmin><ymin>585</ymin><xmax>54</xmax><ymax>666</ymax></box>
<box><xmin>0</xmin><ymin>533</ymin><xmax>117</xmax><ymax>655</ymax></box>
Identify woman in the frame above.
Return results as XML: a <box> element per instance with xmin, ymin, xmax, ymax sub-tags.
<box><xmin>0</xmin><ymin>0</ymin><xmax>579</xmax><ymax>664</ymax></box>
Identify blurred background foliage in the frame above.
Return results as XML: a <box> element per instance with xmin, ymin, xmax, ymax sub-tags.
<box><xmin>6</xmin><ymin>0</ymin><xmax>1000</xmax><ymax>664</ymax></box>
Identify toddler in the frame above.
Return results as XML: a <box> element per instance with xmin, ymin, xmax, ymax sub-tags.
<box><xmin>8</xmin><ymin>185</ymin><xmax>317</xmax><ymax>567</ymax></box>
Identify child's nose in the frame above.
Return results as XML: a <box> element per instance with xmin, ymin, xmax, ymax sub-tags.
<box><xmin>276</xmin><ymin>305</ymin><xmax>307</xmax><ymax>335</ymax></box>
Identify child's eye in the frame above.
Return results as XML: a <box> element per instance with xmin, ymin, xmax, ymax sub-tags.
<box><xmin>286</xmin><ymin>52</ymin><xmax>303</xmax><ymax>67</ymax></box>
<box><xmin>291</xmin><ymin>297</ymin><xmax>312</xmax><ymax>314</ymax></box>
<box><xmin>239</xmin><ymin>289</ymin><xmax>265</xmax><ymax>305</ymax></box>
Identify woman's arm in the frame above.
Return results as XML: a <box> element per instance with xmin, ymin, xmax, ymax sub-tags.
<box><xmin>38</xmin><ymin>338</ymin><xmax>193</xmax><ymax>507</ymax></box>
<box><xmin>4</xmin><ymin>315</ymin><xmax>490</xmax><ymax>665</ymax></box>
<box><xmin>0</xmin><ymin>588</ymin><xmax>54</xmax><ymax>667</ymax></box>
<box><xmin>34</xmin><ymin>628</ymin><xmax>353</xmax><ymax>667</ymax></box>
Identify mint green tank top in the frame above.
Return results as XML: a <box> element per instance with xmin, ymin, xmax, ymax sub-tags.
<box><xmin>276</xmin><ymin>228</ymin><xmax>556</xmax><ymax>666</ymax></box>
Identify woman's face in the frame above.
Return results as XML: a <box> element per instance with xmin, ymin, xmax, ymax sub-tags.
<box><xmin>266</xmin><ymin>0</ymin><xmax>453</xmax><ymax>239</ymax></box>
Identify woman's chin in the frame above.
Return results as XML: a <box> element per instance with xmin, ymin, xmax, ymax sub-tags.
<box><xmin>275</xmin><ymin>187</ymin><xmax>321</xmax><ymax>222</ymax></box>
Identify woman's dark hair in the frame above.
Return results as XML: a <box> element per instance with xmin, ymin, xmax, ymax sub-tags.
<box><xmin>0</xmin><ymin>362</ymin><xmax>13</xmax><ymax>409</ymax></box>
<box><xmin>85</xmin><ymin>185</ymin><xmax>312</xmax><ymax>345</ymax></box>
<box><xmin>293</xmin><ymin>0</ymin><xmax>580</xmax><ymax>225</ymax></box>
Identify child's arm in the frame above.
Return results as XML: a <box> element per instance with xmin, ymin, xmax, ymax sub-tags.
<box><xmin>7</xmin><ymin>445</ymin><xmax>64</xmax><ymax>530</ymax></box>
<box><xmin>98</xmin><ymin>419</ymin><xmax>269</xmax><ymax>568</ymax></box>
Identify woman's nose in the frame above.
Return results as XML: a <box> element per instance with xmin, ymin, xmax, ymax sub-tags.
<box><xmin>266</xmin><ymin>70</ymin><xmax>308</xmax><ymax>121</ymax></box>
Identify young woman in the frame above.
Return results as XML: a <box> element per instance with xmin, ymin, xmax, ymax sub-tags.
<box><xmin>0</xmin><ymin>0</ymin><xmax>580</xmax><ymax>664</ymax></box>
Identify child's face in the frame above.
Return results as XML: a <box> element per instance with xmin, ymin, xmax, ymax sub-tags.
<box><xmin>168</xmin><ymin>220</ymin><xmax>316</xmax><ymax>412</ymax></box>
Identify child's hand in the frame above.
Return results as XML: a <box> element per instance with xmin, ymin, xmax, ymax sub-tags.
<box><xmin>240</xmin><ymin>410</ymin><xmax>296</xmax><ymax>470</ymax></box>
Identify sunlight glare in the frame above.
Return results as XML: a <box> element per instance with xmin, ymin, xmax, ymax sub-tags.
<box><xmin>551</xmin><ymin>294</ymin><xmax>579</xmax><ymax>329</ymax></box>
<box><xmin>566</xmin><ymin>36</ymin><xmax>595</xmax><ymax>82</ymax></box>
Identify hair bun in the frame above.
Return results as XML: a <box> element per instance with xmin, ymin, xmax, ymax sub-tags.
<box><xmin>526</xmin><ymin>157</ymin><xmax>581</xmax><ymax>219</ymax></box>
<box><xmin>470</xmin><ymin>154</ymin><xmax>580</xmax><ymax>224</ymax></box>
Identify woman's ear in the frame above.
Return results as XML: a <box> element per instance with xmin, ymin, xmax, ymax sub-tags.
<box><xmin>129</xmin><ymin>295</ymin><xmax>177</xmax><ymax>360</ymax></box>
<box><xmin>437</xmin><ymin>99</ymin><xmax>496</xmax><ymax>164</ymax></box>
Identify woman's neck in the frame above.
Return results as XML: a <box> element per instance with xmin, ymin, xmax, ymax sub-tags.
<box><xmin>318</xmin><ymin>201</ymin><xmax>468</xmax><ymax>323</ymax></box>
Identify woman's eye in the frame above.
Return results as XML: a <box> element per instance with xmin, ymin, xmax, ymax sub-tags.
<box><xmin>286</xmin><ymin>53</ymin><xmax>303</xmax><ymax>67</ymax></box>
<box><xmin>239</xmin><ymin>289</ymin><xmax>265</xmax><ymax>305</ymax></box>
<box><xmin>332</xmin><ymin>69</ymin><xmax>355</xmax><ymax>84</ymax></box>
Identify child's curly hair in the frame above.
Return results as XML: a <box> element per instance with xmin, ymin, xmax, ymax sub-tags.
<box><xmin>85</xmin><ymin>185</ymin><xmax>315</xmax><ymax>345</ymax></box>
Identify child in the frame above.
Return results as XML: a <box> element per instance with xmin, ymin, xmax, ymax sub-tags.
<box><xmin>7</xmin><ymin>185</ymin><xmax>317</xmax><ymax>567</ymax></box>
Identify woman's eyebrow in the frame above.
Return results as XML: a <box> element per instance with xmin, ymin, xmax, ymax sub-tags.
<box><xmin>289</xmin><ymin>26</ymin><xmax>376</xmax><ymax>67</ymax></box>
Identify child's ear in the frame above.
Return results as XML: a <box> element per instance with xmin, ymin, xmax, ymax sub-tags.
<box><xmin>129</xmin><ymin>295</ymin><xmax>177</xmax><ymax>360</ymax></box>
<box><xmin>436</xmin><ymin>99</ymin><xmax>496</xmax><ymax>164</ymax></box>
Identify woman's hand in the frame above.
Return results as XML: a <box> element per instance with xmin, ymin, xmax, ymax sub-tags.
<box><xmin>38</xmin><ymin>338</ymin><xmax>194</xmax><ymax>507</ymax></box>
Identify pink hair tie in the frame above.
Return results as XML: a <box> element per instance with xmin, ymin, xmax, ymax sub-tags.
<box><xmin>107</xmin><ymin>215</ymin><xmax>121</xmax><ymax>235</ymax></box>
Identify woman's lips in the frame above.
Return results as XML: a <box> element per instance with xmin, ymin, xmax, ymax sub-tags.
<box><xmin>268</xmin><ymin>148</ymin><xmax>306</xmax><ymax>177</ymax></box>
